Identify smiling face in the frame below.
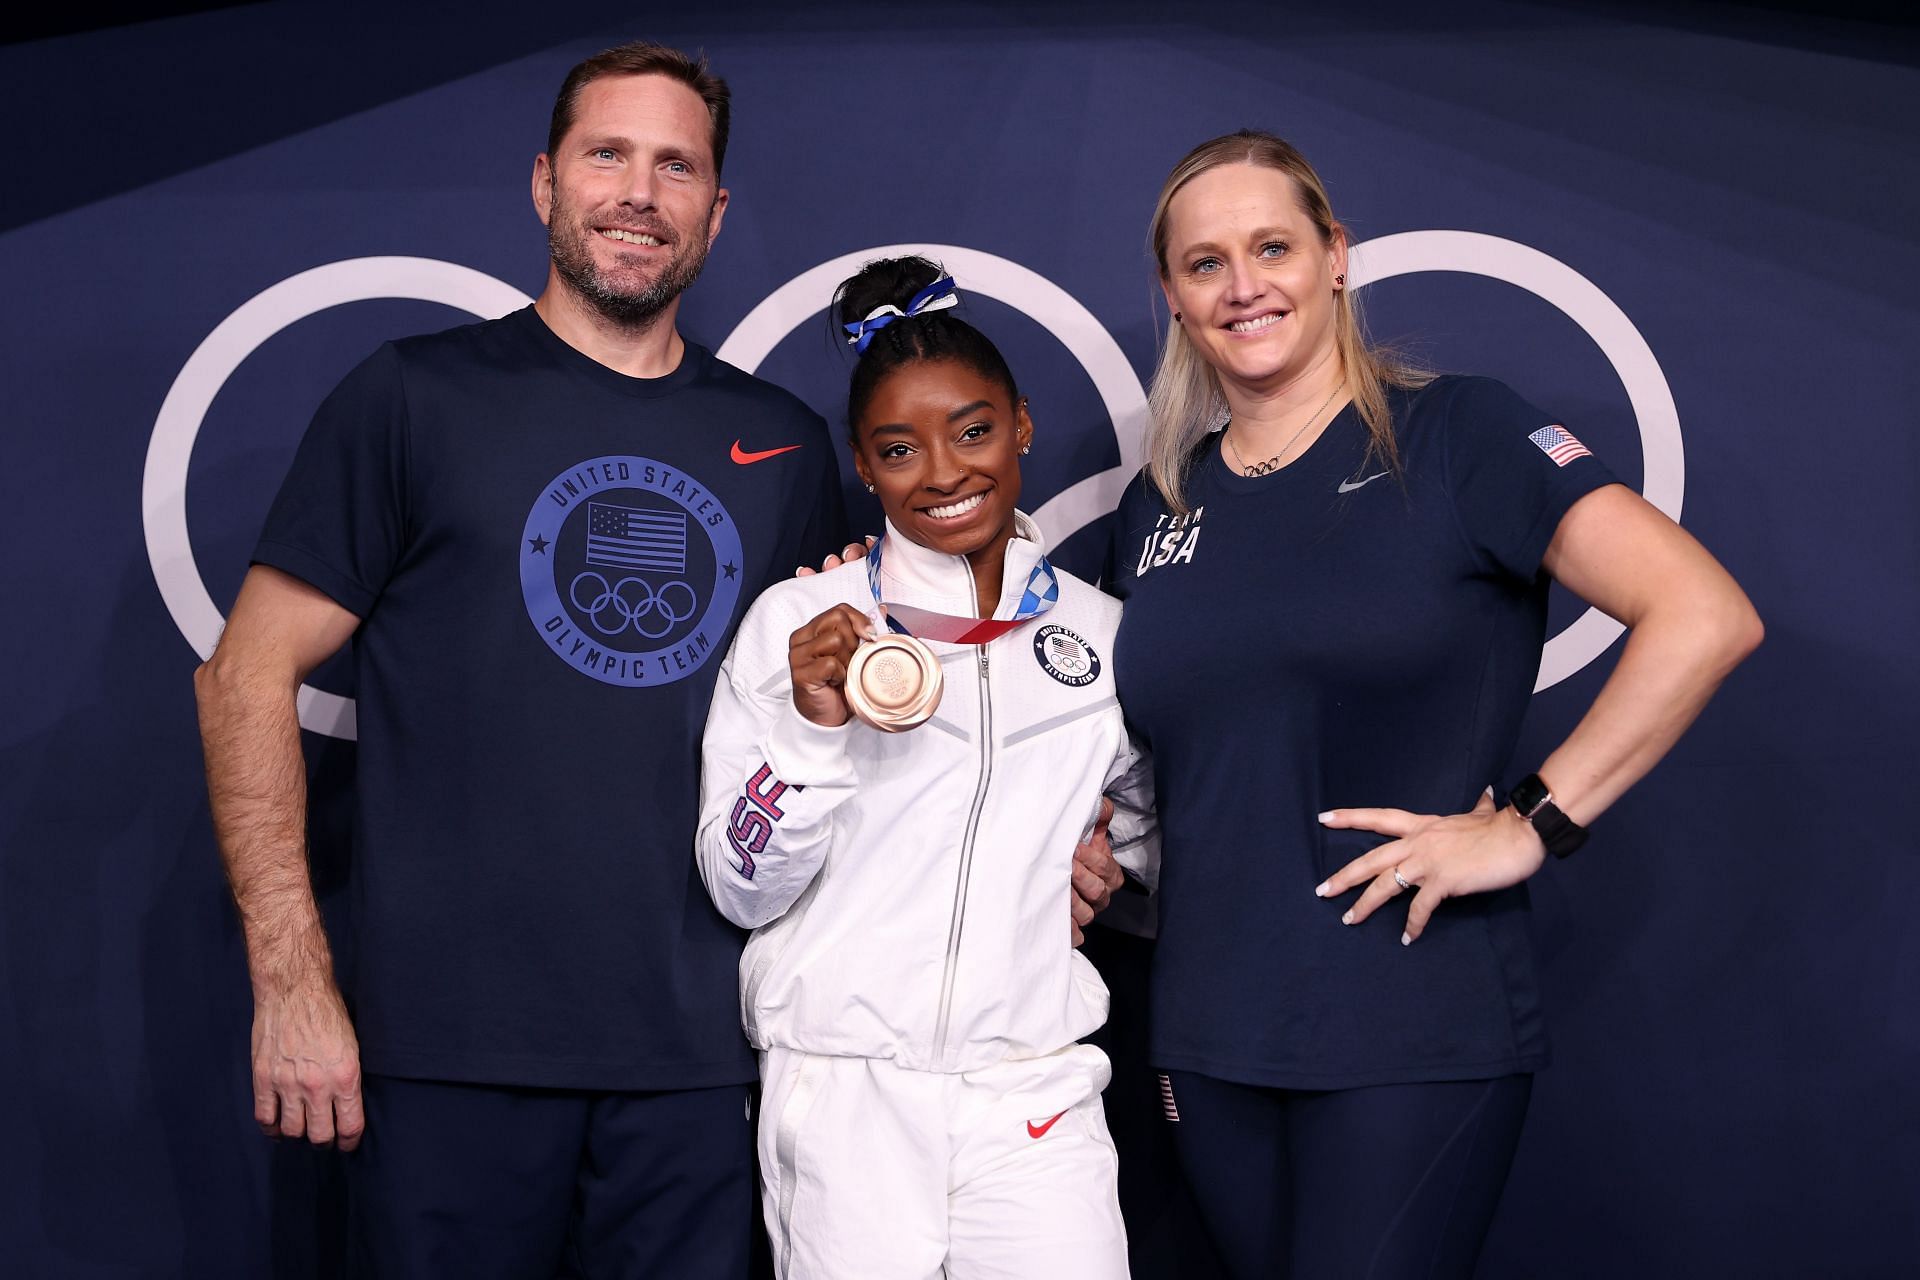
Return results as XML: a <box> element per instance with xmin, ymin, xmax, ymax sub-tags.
<box><xmin>852</xmin><ymin>358</ymin><xmax>1032</xmax><ymax>574</ymax></box>
<box><xmin>532</xmin><ymin>73</ymin><xmax>728</xmax><ymax>327</ymax></box>
<box><xmin>1159</xmin><ymin>162</ymin><xmax>1347</xmax><ymax>397</ymax></box>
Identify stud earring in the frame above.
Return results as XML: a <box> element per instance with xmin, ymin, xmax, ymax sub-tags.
<box><xmin>1334</xmin><ymin>274</ymin><xmax>1345</xmax><ymax>287</ymax></box>
<box><xmin>1019</xmin><ymin>445</ymin><xmax>1030</xmax><ymax>456</ymax></box>
<box><xmin>1173</xmin><ymin>310</ymin><xmax>1183</xmax><ymax>322</ymax></box>
<box><xmin>864</xmin><ymin>483</ymin><xmax>876</xmax><ymax>494</ymax></box>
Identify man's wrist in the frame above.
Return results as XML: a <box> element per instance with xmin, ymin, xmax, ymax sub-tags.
<box><xmin>243</xmin><ymin>914</ymin><xmax>338</xmax><ymax>996</ymax></box>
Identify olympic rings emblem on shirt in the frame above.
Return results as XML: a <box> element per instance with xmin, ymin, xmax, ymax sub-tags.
<box><xmin>568</xmin><ymin>572</ymin><xmax>699</xmax><ymax>639</ymax></box>
<box><xmin>519</xmin><ymin>453</ymin><xmax>744</xmax><ymax>688</ymax></box>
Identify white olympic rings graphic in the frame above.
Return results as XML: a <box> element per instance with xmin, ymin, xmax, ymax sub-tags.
<box><xmin>1347</xmin><ymin>231</ymin><xmax>1683</xmax><ymax>691</ymax></box>
<box><xmin>568</xmin><ymin>573</ymin><xmax>699</xmax><ymax>639</ymax></box>
<box><xmin>143</xmin><ymin>258</ymin><xmax>533</xmax><ymax>740</ymax></box>
<box><xmin>144</xmin><ymin>235</ymin><xmax>1678</xmax><ymax>740</ymax></box>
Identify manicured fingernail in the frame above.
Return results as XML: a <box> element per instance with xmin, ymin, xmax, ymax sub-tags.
<box><xmin>1401</xmin><ymin>931</ymin><xmax>1412</xmax><ymax>946</ymax></box>
<box><xmin>1314</xmin><ymin>881</ymin><xmax>1330</xmax><ymax>897</ymax></box>
<box><xmin>1317</xmin><ymin>811</ymin><xmax>1334</xmax><ymax>824</ymax></box>
<box><xmin>1341</xmin><ymin>910</ymin><xmax>1354</xmax><ymax>925</ymax></box>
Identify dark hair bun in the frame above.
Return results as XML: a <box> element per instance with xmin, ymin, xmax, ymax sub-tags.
<box><xmin>829</xmin><ymin>254</ymin><xmax>1019</xmax><ymax>436</ymax></box>
<box><xmin>834</xmin><ymin>255</ymin><xmax>947</xmax><ymax>332</ymax></box>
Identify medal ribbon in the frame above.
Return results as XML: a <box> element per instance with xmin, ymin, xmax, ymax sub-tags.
<box><xmin>865</xmin><ymin>536</ymin><xmax>1058</xmax><ymax>644</ymax></box>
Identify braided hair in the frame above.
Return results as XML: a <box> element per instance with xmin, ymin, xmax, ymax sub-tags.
<box><xmin>834</xmin><ymin>256</ymin><xmax>1020</xmax><ymax>436</ymax></box>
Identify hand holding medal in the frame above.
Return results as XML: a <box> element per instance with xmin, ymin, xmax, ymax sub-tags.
<box><xmin>787</xmin><ymin>599</ymin><xmax>947</xmax><ymax>733</ymax></box>
<box><xmin>787</xmin><ymin>604</ymin><xmax>896</xmax><ymax>730</ymax></box>
<box><xmin>839</xmin><ymin>535</ymin><xmax>1057</xmax><ymax>732</ymax></box>
<box><xmin>786</xmin><ymin>536</ymin><xmax>1058</xmax><ymax>734</ymax></box>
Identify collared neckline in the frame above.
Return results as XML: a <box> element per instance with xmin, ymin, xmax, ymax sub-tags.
<box><xmin>876</xmin><ymin>512</ymin><xmax>1047</xmax><ymax>621</ymax></box>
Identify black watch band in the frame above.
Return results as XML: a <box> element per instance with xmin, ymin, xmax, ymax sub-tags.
<box><xmin>1510</xmin><ymin>773</ymin><xmax>1588</xmax><ymax>858</ymax></box>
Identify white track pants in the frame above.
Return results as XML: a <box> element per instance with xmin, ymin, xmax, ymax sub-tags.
<box><xmin>758</xmin><ymin>1043</ymin><xmax>1128</xmax><ymax>1279</ymax></box>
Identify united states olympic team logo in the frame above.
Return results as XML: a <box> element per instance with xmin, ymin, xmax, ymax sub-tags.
<box><xmin>1033</xmin><ymin>624</ymin><xmax>1101</xmax><ymax>688</ymax></box>
<box><xmin>520</xmin><ymin>454</ymin><xmax>743</xmax><ymax>686</ymax></box>
<box><xmin>145</xmin><ymin>236</ymin><xmax>1682</xmax><ymax>735</ymax></box>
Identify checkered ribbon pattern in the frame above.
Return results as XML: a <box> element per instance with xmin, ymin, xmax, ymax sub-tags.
<box><xmin>865</xmin><ymin>535</ymin><xmax>1058</xmax><ymax>644</ymax></box>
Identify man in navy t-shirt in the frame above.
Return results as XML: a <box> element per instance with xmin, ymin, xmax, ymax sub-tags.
<box><xmin>194</xmin><ymin>41</ymin><xmax>848</xmax><ymax>1275</ymax></box>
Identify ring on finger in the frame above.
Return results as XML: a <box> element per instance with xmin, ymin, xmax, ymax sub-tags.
<box><xmin>1392</xmin><ymin>867</ymin><xmax>1413</xmax><ymax>891</ymax></box>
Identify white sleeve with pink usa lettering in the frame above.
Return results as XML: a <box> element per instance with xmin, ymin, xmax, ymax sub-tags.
<box><xmin>695</xmin><ymin>576</ymin><xmax>862</xmax><ymax>932</ymax></box>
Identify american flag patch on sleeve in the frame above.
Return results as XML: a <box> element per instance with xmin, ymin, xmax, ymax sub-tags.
<box><xmin>1528</xmin><ymin>425</ymin><xmax>1592</xmax><ymax>467</ymax></box>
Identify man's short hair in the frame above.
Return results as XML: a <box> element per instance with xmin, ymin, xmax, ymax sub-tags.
<box><xmin>546</xmin><ymin>41</ymin><xmax>732</xmax><ymax>178</ymax></box>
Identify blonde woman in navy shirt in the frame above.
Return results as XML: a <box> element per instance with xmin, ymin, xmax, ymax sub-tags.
<box><xmin>1105</xmin><ymin>131</ymin><xmax>1761</xmax><ymax>1278</ymax></box>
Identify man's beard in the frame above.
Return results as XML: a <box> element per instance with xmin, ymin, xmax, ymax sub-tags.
<box><xmin>548</xmin><ymin>198</ymin><xmax>713</xmax><ymax>329</ymax></box>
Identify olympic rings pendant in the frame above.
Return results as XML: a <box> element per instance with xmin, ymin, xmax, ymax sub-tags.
<box><xmin>844</xmin><ymin>635</ymin><xmax>944</xmax><ymax>732</ymax></box>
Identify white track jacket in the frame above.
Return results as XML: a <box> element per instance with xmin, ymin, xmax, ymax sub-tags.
<box><xmin>696</xmin><ymin>516</ymin><xmax>1156</xmax><ymax>1074</ymax></box>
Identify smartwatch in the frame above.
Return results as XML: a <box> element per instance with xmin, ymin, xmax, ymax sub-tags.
<box><xmin>1509</xmin><ymin>772</ymin><xmax>1588</xmax><ymax>858</ymax></box>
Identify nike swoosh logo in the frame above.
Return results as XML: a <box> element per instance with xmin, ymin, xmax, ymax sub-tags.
<box><xmin>1026</xmin><ymin>1110</ymin><xmax>1070</xmax><ymax>1139</ymax></box>
<box><xmin>1337</xmin><ymin>471</ymin><xmax>1389</xmax><ymax>494</ymax></box>
<box><xmin>731</xmin><ymin>441</ymin><xmax>803</xmax><ymax>465</ymax></box>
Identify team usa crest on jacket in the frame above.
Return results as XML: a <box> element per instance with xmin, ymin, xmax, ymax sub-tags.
<box><xmin>520</xmin><ymin>453</ymin><xmax>744</xmax><ymax>686</ymax></box>
<box><xmin>1034</xmin><ymin>624</ymin><xmax>1101</xmax><ymax>687</ymax></box>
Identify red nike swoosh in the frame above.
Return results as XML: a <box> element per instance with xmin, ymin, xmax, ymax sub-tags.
<box><xmin>731</xmin><ymin>440</ymin><xmax>803</xmax><ymax>465</ymax></box>
<box><xmin>1026</xmin><ymin>1110</ymin><xmax>1069</xmax><ymax>1139</ymax></box>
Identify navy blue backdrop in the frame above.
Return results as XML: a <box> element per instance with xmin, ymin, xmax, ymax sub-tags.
<box><xmin>3</xmin><ymin>2</ymin><xmax>1916</xmax><ymax>1275</ymax></box>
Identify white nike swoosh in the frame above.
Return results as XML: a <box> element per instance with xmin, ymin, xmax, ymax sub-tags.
<box><xmin>1337</xmin><ymin>471</ymin><xmax>1390</xmax><ymax>494</ymax></box>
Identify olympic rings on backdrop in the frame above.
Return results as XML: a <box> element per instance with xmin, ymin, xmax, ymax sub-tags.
<box><xmin>568</xmin><ymin>572</ymin><xmax>698</xmax><ymax>638</ymax></box>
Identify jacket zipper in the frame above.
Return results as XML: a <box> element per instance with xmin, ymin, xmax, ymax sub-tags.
<box><xmin>931</xmin><ymin>641</ymin><xmax>994</xmax><ymax>1067</ymax></box>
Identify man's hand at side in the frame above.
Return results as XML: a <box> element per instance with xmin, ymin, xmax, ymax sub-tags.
<box><xmin>196</xmin><ymin>565</ymin><xmax>365</xmax><ymax>1149</ymax></box>
<box><xmin>253</xmin><ymin>970</ymin><xmax>364</xmax><ymax>1147</ymax></box>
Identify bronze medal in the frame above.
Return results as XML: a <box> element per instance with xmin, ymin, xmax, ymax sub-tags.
<box><xmin>844</xmin><ymin>634</ymin><xmax>943</xmax><ymax>732</ymax></box>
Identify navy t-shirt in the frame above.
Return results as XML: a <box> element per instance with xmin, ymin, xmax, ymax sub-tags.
<box><xmin>255</xmin><ymin>306</ymin><xmax>848</xmax><ymax>1090</ymax></box>
<box><xmin>1106</xmin><ymin>375</ymin><xmax>1617</xmax><ymax>1089</ymax></box>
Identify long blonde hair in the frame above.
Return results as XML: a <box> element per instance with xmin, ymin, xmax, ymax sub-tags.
<box><xmin>1145</xmin><ymin>130</ymin><xmax>1429</xmax><ymax>513</ymax></box>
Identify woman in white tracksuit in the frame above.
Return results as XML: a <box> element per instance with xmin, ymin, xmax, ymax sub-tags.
<box><xmin>697</xmin><ymin>257</ymin><xmax>1154</xmax><ymax>1280</ymax></box>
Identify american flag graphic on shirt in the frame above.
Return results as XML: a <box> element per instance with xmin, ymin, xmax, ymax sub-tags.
<box><xmin>1528</xmin><ymin>424</ymin><xmax>1592</xmax><ymax>468</ymax></box>
<box><xmin>586</xmin><ymin>502</ymin><xmax>688</xmax><ymax>573</ymax></box>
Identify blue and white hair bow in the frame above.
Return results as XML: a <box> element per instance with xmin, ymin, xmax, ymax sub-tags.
<box><xmin>843</xmin><ymin>275</ymin><xmax>960</xmax><ymax>354</ymax></box>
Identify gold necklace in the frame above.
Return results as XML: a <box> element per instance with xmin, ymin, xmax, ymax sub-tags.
<box><xmin>1224</xmin><ymin>381</ymin><xmax>1346</xmax><ymax>477</ymax></box>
